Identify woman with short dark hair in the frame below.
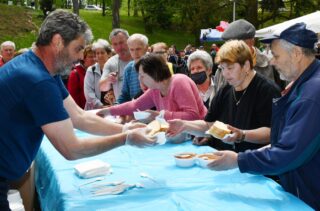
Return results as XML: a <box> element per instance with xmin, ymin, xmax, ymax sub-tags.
<box><xmin>98</xmin><ymin>54</ymin><xmax>207</xmax><ymax>121</ymax></box>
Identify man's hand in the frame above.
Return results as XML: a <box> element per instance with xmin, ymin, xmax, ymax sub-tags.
<box><xmin>123</xmin><ymin>121</ymin><xmax>147</xmax><ymax>132</ymax></box>
<box><xmin>126</xmin><ymin>128</ymin><xmax>157</xmax><ymax>148</ymax></box>
<box><xmin>96</xmin><ymin>108</ymin><xmax>111</xmax><ymax>117</ymax></box>
<box><xmin>207</xmin><ymin>151</ymin><xmax>238</xmax><ymax>171</ymax></box>
<box><xmin>166</xmin><ymin>119</ymin><xmax>186</xmax><ymax>137</ymax></box>
<box><xmin>221</xmin><ymin>125</ymin><xmax>242</xmax><ymax>144</ymax></box>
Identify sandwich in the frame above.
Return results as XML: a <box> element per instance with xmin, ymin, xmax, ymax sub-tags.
<box><xmin>147</xmin><ymin>120</ymin><xmax>169</xmax><ymax>136</ymax></box>
<box><xmin>208</xmin><ymin>121</ymin><xmax>231</xmax><ymax>139</ymax></box>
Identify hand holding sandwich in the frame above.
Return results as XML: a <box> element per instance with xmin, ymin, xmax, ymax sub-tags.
<box><xmin>126</xmin><ymin>127</ymin><xmax>157</xmax><ymax>148</ymax></box>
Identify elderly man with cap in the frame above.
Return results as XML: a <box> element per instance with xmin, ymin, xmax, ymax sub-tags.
<box><xmin>216</xmin><ymin>19</ymin><xmax>285</xmax><ymax>90</ymax></box>
<box><xmin>206</xmin><ymin>23</ymin><xmax>320</xmax><ymax>210</ymax></box>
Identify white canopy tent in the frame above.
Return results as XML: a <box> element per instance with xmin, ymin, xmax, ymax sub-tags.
<box><xmin>255</xmin><ymin>11</ymin><xmax>320</xmax><ymax>38</ymax></box>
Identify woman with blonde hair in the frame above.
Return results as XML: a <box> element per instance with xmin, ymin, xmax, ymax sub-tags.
<box><xmin>167</xmin><ymin>40</ymin><xmax>281</xmax><ymax>152</ymax></box>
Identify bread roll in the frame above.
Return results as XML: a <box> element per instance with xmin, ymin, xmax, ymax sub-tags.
<box><xmin>147</xmin><ymin>120</ymin><xmax>169</xmax><ymax>136</ymax></box>
<box><xmin>208</xmin><ymin>121</ymin><xmax>231</xmax><ymax>139</ymax></box>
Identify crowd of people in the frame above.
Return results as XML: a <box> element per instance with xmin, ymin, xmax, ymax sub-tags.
<box><xmin>0</xmin><ymin>10</ymin><xmax>320</xmax><ymax>210</ymax></box>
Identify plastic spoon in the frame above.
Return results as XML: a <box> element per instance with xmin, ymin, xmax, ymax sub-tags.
<box><xmin>78</xmin><ymin>177</ymin><xmax>105</xmax><ymax>187</ymax></box>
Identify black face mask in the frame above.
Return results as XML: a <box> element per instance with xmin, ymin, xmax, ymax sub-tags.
<box><xmin>191</xmin><ymin>71</ymin><xmax>207</xmax><ymax>85</ymax></box>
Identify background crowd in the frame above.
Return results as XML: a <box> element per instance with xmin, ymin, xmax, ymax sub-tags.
<box><xmin>1</xmin><ymin>10</ymin><xmax>320</xmax><ymax>210</ymax></box>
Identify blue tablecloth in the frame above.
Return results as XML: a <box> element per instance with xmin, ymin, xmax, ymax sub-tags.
<box><xmin>35</xmin><ymin>130</ymin><xmax>312</xmax><ymax>211</ymax></box>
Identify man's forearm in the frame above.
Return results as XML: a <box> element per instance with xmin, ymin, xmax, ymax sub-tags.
<box><xmin>75</xmin><ymin>111</ymin><xmax>123</xmax><ymax>136</ymax></box>
<box><xmin>68</xmin><ymin>133</ymin><xmax>127</xmax><ymax>160</ymax></box>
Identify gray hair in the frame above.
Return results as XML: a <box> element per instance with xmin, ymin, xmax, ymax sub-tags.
<box><xmin>92</xmin><ymin>39</ymin><xmax>112</xmax><ymax>53</ymax></box>
<box><xmin>1</xmin><ymin>41</ymin><xmax>15</xmax><ymax>50</ymax></box>
<box><xmin>127</xmin><ymin>33</ymin><xmax>148</xmax><ymax>47</ymax></box>
<box><xmin>278</xmin><ymin>39</ymin><xmax>315</xmax><ymax>57</ymax></box>
<box><xmin>187</xmin><ymin>50</ymin><xmax>213</xmax><ymax>70</ymax></box>
<box><xmin>109</xmin><ymin>28</ymin><xmax>129</xmax><ymax>42</ymax></box>
<box><xmin>36</xmin><ymin>10</ymin><xmax>93</xmax><ymax>47</ymax></box>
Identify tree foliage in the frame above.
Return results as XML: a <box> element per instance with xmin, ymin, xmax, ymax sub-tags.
<box><xmin>39</xmin><ymin>0</ymin><xmax>54</xmax><ymax>17</ymax></box>
<box><xmin>138</xmin><ymin>0</ymin><xmax>173</xmax><ymax>33</ymax></box>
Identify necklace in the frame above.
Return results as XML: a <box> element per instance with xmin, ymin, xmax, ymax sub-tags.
<box><xmin>232</xmin><ymin>87</ymin><xmax>248</xmax><ymax>106</ymax></box>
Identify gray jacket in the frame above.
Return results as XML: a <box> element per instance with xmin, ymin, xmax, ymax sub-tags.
<box><xmin>84</xmin><ymin>63</ymin><xmax>103</xmax><ymax>110</ymax></box>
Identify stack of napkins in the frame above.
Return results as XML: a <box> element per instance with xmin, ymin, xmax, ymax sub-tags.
<box><xmin>74</xmin><ymin>160</ymin><xmax>111</xmax><ymax>179</ymax></box>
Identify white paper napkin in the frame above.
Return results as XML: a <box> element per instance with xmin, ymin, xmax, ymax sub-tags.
<box><xmin>74</xmin><ymin>160</ymin><xmax>111</xmax><ymax>179</ymax></box>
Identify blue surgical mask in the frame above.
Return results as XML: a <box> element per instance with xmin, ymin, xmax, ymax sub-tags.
<box><xmin>191</xmin><ymin>71</ymin><xmax>207</xmax><ymax>85</ymax></box>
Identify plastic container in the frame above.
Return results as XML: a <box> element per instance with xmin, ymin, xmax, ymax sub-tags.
<box><xmin>174</xmin><ymin>152</ymin><xmax>196</xmax><ymax>167</ymax></box>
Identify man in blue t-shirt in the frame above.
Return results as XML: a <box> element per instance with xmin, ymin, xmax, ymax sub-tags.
<box><xmin>0</xmin><ymin>10</ymin><xmax>155</xmax><ymax>210</ymax></box>
<box><xmin>205</xmin><ymin>23</ymin><xmax>320</xmax><ymax>210</ymax></box>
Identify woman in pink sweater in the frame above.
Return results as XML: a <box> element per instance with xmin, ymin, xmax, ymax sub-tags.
<box><xmin>97</xmin><ymin>54</ymin><xmax>207</xmax><ymax>121</ymax></box>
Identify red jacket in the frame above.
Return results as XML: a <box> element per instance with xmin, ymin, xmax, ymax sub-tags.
<box><xmin>67</xmin><ymin>64</ymin><xmax>86</xmax><ymax>109</ymax></box>
<box><xmin>0</xmin><ymin>56</ymin><xmax>5</xmax><ymax>67</ymax></box>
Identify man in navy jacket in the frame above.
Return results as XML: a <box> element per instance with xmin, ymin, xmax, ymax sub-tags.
<box><xmin>208</xmin><ymin>23</ymin><xmax>320</xmax><ymax>210</ymax></box>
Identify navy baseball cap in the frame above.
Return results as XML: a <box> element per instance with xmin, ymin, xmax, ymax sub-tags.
<box><xmin>261</xmin><ymin>22</ymin><xmax>318</xmax><ymax>49</ymax></box>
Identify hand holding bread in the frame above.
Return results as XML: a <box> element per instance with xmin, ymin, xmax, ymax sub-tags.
<box><xmin>207</xmin><ymin>121</ymin><xmax>231</xmax><ymax>139</ymax></box>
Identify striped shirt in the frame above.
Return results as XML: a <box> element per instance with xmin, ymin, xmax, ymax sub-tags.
<box><xmin>117</xmin><ymin>61</ymin><xmax>141</xmax><ymax>104</ymax></box>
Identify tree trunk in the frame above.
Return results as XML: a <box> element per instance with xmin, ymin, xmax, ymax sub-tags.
<box><xmin>295</xmin><ymin>0</ymin><xmax>301</xmax><ymax>17</ymax></box>
<box><xmin>272</xmin><ymin>0</ymin><xmax>279</xmax><ymax>22</ymax></box>
<box><xmin>112</xmin><ymin>0</ymin><xmax>121</xmax><ymax>28</ymax></box>
<box><xmin>72</xmin><ymin>0</ymin><xmax>79</xmax><ymax>15</ymax></box>
<box><xmin>133</xmin><ymin>0</ymin><xmax>138</xmax><ymax>16</ymax></box>
<box><xmin>128</xmin><ymin>0</ymin><xmax>131</xmax><ymax>16</ymax></box>
<box><xmin>246</xmin><ymin>0</ymin><xmax>258</xmax><ymax>28</ymax></box>
<box><xmin>102</xmin><ymin>0</ymin><xmax>106</xmax><ymax>16</ymax></box>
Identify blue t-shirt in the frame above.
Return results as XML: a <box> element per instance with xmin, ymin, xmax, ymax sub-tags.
<box><xmin>0</xmin><ymin>50</ymin><xmax>69</xmax><ymax>180</ymax></box>
<box><xmin>117</xmin><ymin>61</ymin><xmax>141</xmax><ymax>104</ymax></box>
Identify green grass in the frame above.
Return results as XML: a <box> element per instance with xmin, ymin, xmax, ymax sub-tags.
<box><xmin>0</xmin><ymin>4</ymin><xmax>194</xmax><ymax>51</ymax></box>
<box><xmin>79</xmin><ymin>10</ymin><xmax>195</xmax><ymax>49</ymax></box>
<box><xmin>0</xmin><ymin>4</ymin><xmax>42</xmax><ymax>49</ymax></box>
<box><xmin>1</xmin><ymin>3</ymin><xmax>299</xmax><ymax>51</ymax></box>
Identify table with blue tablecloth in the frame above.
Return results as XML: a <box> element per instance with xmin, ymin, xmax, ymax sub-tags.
<box><xmin>35</xmin><ymin>130</ymin><xmax>312</xmax><ymax>211</ymax></box>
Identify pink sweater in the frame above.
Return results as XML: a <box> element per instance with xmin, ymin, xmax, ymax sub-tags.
<box><xmin>109</xmin><ymin>74</ymin><xmax>207</xmax><ymax>120</ymax></box>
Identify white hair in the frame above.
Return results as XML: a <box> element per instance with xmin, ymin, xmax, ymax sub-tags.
<box><xmin>1</xmin><ymin>41</ymin><xmax>15</xmax><ymax>50</ymax></box>
<box><xmin>278</xmin><ymin>39</ymin><xmax>315</xmax><ymax>57</ymax></box>
<box><xmin>127</xmin><ymin>33</ymin><xmax>148</xmax><ymax>47</ymax></box>
<box><xmin>187</xmin><ymin>50</ymin><xmax>213</xmax><ymax>70</ymax></box>
<box><xmin>92</xmin><ymin>39</ymin><xmax>111</xmax><ymax>52</ymax></box>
